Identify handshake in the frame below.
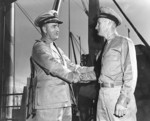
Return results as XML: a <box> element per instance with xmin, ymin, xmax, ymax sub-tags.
<box><xmin>67</xmin><ymin>70</ymin><xmax>96</xmax><ymax>83</ymax></box>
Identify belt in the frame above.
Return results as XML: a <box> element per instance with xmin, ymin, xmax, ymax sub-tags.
<box><xmin>100</xmin><ymin>81</ymin><xmax>122</xmax><ymax>88</ymax></box>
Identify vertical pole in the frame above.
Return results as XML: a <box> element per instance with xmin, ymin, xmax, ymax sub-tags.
<box><xmin>52</xmin><ymin>0</ymin><xmax>62</xmax><ymax>13</ymax></box>
<box><xmin>0</xmin><ymin>2</ymin><xmax>5</xmax><ymax>119</ymax></box>
<box><xmin>79</xmin><ymin>36</ymin><xmax>81</xmax><ymax>59</ymax></box>
<box><xmin>88</xmin><ymin>0</ymin><xmax>103</xmax><ymax>66</ymax></box>
<box><xmin>68</xmin><ymin>0</ymin><xmax>71</xmax><ymax>58</ymax></box>
<box><xmin>4</xmin><ymin>2</ymin><xmax>15</xmax><ymax>119</ymax></box>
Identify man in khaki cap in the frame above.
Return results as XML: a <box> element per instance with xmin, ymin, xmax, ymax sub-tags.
<box><xmin>30</xmin><ymin>10</ymin><xmax>96</xmax><ymax>121</ymax></box>
<box><xmin>95</xmin><ymin>6</ymin><xmax>137</xmax><ymax>121</ymax></box>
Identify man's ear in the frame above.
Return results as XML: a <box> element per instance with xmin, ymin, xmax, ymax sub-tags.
<box><xmin>42</xmin><ymin>25</ymin><xmax>47</xmax><ymax>34</ymax></box>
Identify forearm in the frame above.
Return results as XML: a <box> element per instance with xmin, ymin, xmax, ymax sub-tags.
<box><xmin>65</xmin><ymin>56</ymin><xmax>96</xmax><ymax>82</ymax></box>
<box><xmin>117</xmin><ymin>39</ymin><xmax>137</xmax><ymax>107</ymax></box>
<box><xmin>32</xmin><ymin>47</ymin><xmax>80</xmax><ymax>83</ymax></box>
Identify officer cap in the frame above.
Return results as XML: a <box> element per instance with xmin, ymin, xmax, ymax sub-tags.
<box><xmin>97</xmin><ymin>6</ymin><xmax>122</xmax><ymax>26</ymax></box>
<box><xmin>34</xmin><ymin>10</ymin><xmax>63</xmax><ymax>27</ymax></box>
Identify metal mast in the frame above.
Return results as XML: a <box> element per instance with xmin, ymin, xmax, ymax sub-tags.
<box><xmin>68</xmin><ymin>0</ymin><xmax>71</xmax><ymax>58</ymax></box>
<box><xmin>88</xmin><ymin>0</ymin><xmax>103</xmax><ymax>66</ymax></box>
<box><xmin>0</xmin><ymin>0</ymin><xmax>16</xmax><ymax>120</ymax></box>
<box><xmin>52</xmin><ymin>0</ymin><xmax>63</xmax><ymax>13</ymax></box>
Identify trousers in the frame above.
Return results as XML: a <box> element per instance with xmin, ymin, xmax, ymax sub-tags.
<box><xmin>97</xmin><ymin>86</ymin><xmax>137</xmax><ymax>121</ymax></box>
<box><xmin>33</xmin><ymin>106</ymin><xmax>72</xmax><ymax>121</ymax></box>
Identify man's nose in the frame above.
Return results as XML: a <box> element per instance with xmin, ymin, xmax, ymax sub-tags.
<box><xmin>95</xmin><ymin>24</ymin><xmax>98</xmax><ymax>30</ymax></box>
<box><xmin>57</xmin><ymin>27</ymin><xmax>59</xmax><ymax>31</ymax></box>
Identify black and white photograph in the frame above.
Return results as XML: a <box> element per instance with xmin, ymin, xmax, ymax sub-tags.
<box><xmin>0</xmin><ymin>0</ymin><xmax>150</xmax><ymax>121</ymax></box>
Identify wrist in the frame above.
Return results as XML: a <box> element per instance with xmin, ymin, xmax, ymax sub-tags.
<box><xmin>117</xmin><ymin>94</ymin><xmax>130</xmax><ymax>108</ymax></box>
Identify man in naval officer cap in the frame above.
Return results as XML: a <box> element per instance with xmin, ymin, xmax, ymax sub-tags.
<box><xmin>30</xmin><ymin>10</ymin><xmax>96</xmax><ymax>121</ymax></box>
<box><xmin>95</xmin><ymin>6</ymin><xmax>137</xmax><ymax>121</ymax></box>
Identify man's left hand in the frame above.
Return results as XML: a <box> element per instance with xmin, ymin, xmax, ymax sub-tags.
<box><xmin>114</xmin><ymin>103</ymin><xmax>127</xmax><ymax>117</ymax></box>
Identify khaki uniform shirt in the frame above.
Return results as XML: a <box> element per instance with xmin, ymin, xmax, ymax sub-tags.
<box><xmin>31</xmin><ymin>39</ymin><xmax>96</xmax><ymax>109</ymax></box>
<box><xmin>98</xmin><ymin>35</ymin><xmax>137</xmax><ymax>106</ymax></box>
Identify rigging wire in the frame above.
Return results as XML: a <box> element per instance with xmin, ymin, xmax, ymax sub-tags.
<box><xmin>73</xmin><ymin>37</ymin><xmax>85</xmax><ymax>54</ymax></box>
<box><xmin>15</xmin><ymin>1</ymin><xmax>86</xmax><ymax>57</ymax></box>
<box><xmin>70</xmin><ymin>32</ymin><xmax>78</xmax><ymax>64</ymax></box>
<box><xmin>80</xmin><ymin>0</ymin><xmax>88</xmax><ymax>16</ymax></box>
<box><xmin>71</xmin><ymin>35</ymin><xmax>80</xmax><ymax>55</ymax></box>
<box><xmin>85</xmin><ymin>0</ymin><xmax>89</xmax><ymax>7</ymax></box>
<box><xmin>112</xmin><ymin>0</ymin><xmax>149</xmax><ymax>48</ymax></box>
<box><xmin>15</xmin><ymin>1</ymin><xmax>41</xmax><ymax>34</ymax></box>
<box><xmin>70</xmin><ymin>32</ymin><xmax>86</xmax><ymax>54</ymax></box>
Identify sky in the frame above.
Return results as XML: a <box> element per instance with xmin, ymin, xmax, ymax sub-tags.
<box><xmin>14</xmin><ymin>0</ymin><xmax>150</xmax><ymax>92</ymax></box>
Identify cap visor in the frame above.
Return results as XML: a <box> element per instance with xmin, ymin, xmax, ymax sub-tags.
<box><xmin>57</xmin><ymin>20</ymin><xmax>63</xmax><ymax>24</ymax></box>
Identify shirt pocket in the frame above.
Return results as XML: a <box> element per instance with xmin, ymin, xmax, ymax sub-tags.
<box><xmin>105</xmin><ymin>47</ymin><xmax>121</xmax><ymax>60</ymax></box>
<box><xmin>103</xmin><ymin>48</ymin><xmax>121</xmax><ymax>75</ymax></box>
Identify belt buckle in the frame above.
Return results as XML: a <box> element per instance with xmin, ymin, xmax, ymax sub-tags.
<box><xmin>101</xmin><ymin>83</ymin><xmax>114</xmax><ymax>88</ymax></box>
<box><xmin>109</xmin><ymin>83</ymin><xmax>114</xmax><ymax>88</ymax></box>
